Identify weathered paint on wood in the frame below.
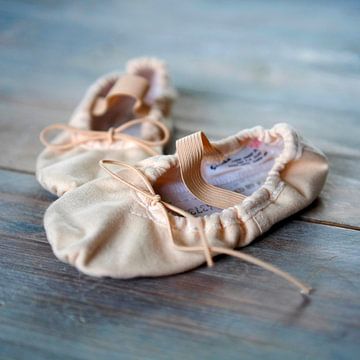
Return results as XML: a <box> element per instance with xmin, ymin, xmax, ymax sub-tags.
<box><xmin>0</xmin><ymin>169</ymin><xmax>359</xmax><ymax>360</ymax></box>
<box><xmin>1</xmin><ymin>0</ymin><xmax>360</xmax><ymax>172</ymax></box>
<box><xmin>299</xmin><ymin>153</ymin><xmax>360</xmax><ymax>229</ymax></box>
<box><xmin>1</xmin><ymin>0</ymin><xmax>360</xmax><ymax>359</ymax></box>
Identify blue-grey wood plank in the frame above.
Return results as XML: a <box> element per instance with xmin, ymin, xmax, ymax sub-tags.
<box><xmin>0</xmin><ymin>169</ymin><xmax>359</xmax><ymax>360</ymax></box>
<box><xmin>1</xmin><ymin>0</ymin><xmax>360</xmax><ymax>172</ymax></box>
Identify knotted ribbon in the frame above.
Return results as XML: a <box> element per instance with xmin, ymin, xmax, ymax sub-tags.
<box><xmin>40</xmin><ymin>117</ymin><xmax>170</xmax><ymax>156</ymax></box>
<box><xmin>99</xmin><ymin>159</ymin><xmax>312</xmax><ymax>295</ymax></box>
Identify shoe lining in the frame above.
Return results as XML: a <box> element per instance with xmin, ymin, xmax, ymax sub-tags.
<box><xmin>90</xmin><ymin>68</ymin><xmax>159</xmax><ymax>132</ymax></box>
<box><xmin>154</xmin><ymin>139</ymin><xmax>284</xmax><ymax>217</ymax></box>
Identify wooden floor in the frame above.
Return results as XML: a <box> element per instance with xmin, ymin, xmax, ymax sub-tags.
<box><xmin>1</xmin><ymin>1</ymin><xmax>360</xmax><ymax>359</ymax></box>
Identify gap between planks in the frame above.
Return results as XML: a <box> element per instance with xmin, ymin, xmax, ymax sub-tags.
<box><xmin>1</xmin><ymin>165</ymin><xmax>359</xmax><ymax>233</ymax></box>
<box><xmin>0</xmin><ymin>165</ymin><xmax>35</xmax><ymax>176</ymax></box>
<box><xmin>298</xmin><ymin>217</ymin><xmax>360</xmax><ymax>232</ymax></box>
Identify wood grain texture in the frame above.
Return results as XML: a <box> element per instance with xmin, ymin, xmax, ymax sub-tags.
<box><xmin>0</xmin><ymin>170</ymin><xmax>359</xmax><ymax>360</ymax></box>
<box><xmin>299</xmin><ymin>153</ymin><xmax>360</xmax><ymax>229</ymax></box>
<box><xmin>1</xmin><ymin>0</ymin><xmax>360</xmax><ymax>172</ymax></box>
<box><xmin>1</xmin><ymin>0</ymin><xmax>359</xmax><ymax>231</ymax></box>
<box><xmin>1</xmin><ymin>1</ymin><xmax>360</xmax><ymax>358</ymax></box>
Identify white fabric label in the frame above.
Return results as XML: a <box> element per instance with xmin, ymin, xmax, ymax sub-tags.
<box><xmin>158</xmin><ymin>142</ymin><xmax>282</xmax><ymax>216</ymax></box>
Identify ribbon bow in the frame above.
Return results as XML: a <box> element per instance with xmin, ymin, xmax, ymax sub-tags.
<box><xmin>40</xmin><ymin>117</ymin><xmax>170</xmax><ymax>156</ymax></box>
<box><xmin>99</xmin><ymin>159</ymin><xmax>312</xmax><ymax>295</ymax></box>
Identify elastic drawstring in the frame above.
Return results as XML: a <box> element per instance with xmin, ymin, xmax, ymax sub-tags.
<box><xmin>176</xmin><ymin>131</ymin><xmax>247</xmax><ymax>209</ymax></box>
<box><xmin>40</xmin><ymin>117</ymin><xmax>170</xmax><ymax>156</ymax></box>
<box><xmin>99</xmin><ymin>159</ymin><xmax>312</xmax><ymax>295</ymax></box>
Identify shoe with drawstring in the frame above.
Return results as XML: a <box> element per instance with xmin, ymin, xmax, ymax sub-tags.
<box><xmin>36</xmin><ymin>57</ymin><xmax>176</xmax><ymax>196</ymax></box>
<box><xmin>43</xmin><ymin>123</ymin><xmax>328</xmax><ymax>294</ymax></box>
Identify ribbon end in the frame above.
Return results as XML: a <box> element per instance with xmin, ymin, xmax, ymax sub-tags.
<box><xmin>300</xmin><ymin>286</ymin><xmax>313</xmax><ymax>296</ymax></box>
